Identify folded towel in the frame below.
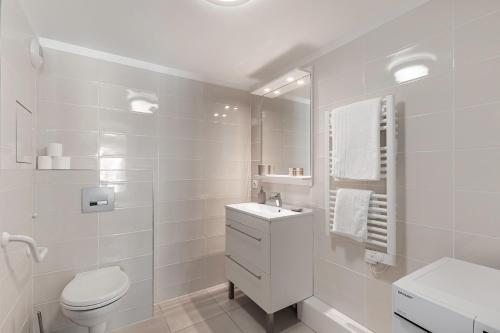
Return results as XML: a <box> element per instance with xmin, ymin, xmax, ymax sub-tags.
<box><xmin>331</xmin><ymin>97</ymin><xmax>381</xmax><ymax>181</ymax></box>
<box><xmin>332</xmin><ymin>188</ymin><xmax>372</xmax><ymax>242</ymax></box>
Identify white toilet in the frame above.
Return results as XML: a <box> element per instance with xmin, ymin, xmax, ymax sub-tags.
<box><xmin>60</xmin><ymin>266</ymin><xmax>130</xmax><ymax>333</ymax></box>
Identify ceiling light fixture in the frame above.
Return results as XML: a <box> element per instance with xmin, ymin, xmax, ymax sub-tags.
<box><xmin>273</xmin><ymin>90</ymin><xmax>280</xmax><ymax>95</ymax></box>
<box><xmin>297</xmin><ymin>80</ymin><xmax>304</xmax><ymax>85</ymax></box>
<box><xmin>225</xmin><ymin>105</ymin><xmax>230</xmax><ymax>110</ymax></box>
<box><xmin>206</xmin><ymin>0</ymin><xmax>251</xmax><ymax>6</ymax></box>
<box><xmin>264</xmin><ymin>88</ymin><xmax>271</xmax><ymax>93</ymax></box>
<box><xmin>286</xmin><ymin>77</ymin><xmax>294</xmax><ymax>82</ymax></box>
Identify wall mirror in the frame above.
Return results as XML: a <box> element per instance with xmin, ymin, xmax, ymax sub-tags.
<box><xmin>252</xmin><ymin>68</ymin><xmax>312</xmax><ymax>186</ymax></box>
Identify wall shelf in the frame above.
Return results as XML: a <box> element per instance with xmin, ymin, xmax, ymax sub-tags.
<box><xmin>253</xmin><ymin>174</ymin><xmax>312</xmax><ymax>186</ymax></box>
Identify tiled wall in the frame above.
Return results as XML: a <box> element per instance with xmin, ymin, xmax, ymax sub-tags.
<box><xmin>33</xmin><ymin>169</ymin><xmax>154</xmax><ymax>333</ymax></box>
<box><xmin>0</xmin><ymin>0</ymin><xmax>38</xmax><ymax>332</ymax></box>
<box><xmin>254</xmin><ymin>0</ymin><xmax>500</xmax><ymax>331</ymax></box>
<box><xmin>34</xmin><ymin>48</ymin><xmax>251</xmax><ymax>331</ymax></box>
<box><xmin>154</xmin><ymin>81</ymin><xmax>251</xmax><ymax>301</ymax></box>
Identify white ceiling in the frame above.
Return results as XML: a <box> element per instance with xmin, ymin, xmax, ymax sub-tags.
<box><xmin>21</xmin><ymin>0</ymin><xmax>428</xmax><ymax>90</ymax></box>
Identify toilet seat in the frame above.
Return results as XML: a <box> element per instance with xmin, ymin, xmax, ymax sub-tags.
<box><xmin>61</xmin><ymin>266</ymin><xmax>130</xmax><ymax>311</ymax></box>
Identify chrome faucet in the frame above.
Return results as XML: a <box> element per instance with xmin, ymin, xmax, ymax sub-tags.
<box><xmin>269</xmin><ymin>192</ymin><xmax>282</xmax><ymax>207</ymax></box>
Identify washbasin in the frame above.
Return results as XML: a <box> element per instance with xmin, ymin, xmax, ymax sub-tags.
<box><xmin>225</xmin><ymin>202</ymin><xmax>312</xmax><ymax>221</ymax></box>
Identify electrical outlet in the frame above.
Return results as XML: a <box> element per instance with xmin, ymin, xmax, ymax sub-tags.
<box><xmin>251</xmin><ymin>180</ymin><xmax>259</xmax><ymax>189</ymax></box>
<box><xmin>365</xmin><ymin>250</ymin><xmax>383</xmax><ymax>264</ymax></box>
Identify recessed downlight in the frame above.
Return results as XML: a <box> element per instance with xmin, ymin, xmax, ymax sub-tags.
<box><xmin>286</xmin><ymin>77</ymin><xmax>294</xmax><ymax>82</ymax></box>
<box><xmin>273</xmin><ymin>90</ymin><xmax>280</xmax><ymax>95</ymax></box>
<box><xmin>264</xmin><ymin>88</ymin><xmax>271</xmax><ymax>93</ymax></box>
<box><xmin>206</xmin><ymin>0</ymin><xmax>251</xmax><ymax>6</ymax></box>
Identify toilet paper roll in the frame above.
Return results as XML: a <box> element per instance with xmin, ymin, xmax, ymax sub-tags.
<box><xmin>37</xmin><ymin>156</ymin><xmax>52</xmax><ymax>170</ymax></box>
<box><xmin>47</xmin><ymin>143</ymin><xmax>63</xmax><ymax>157</ymax></box>
<box><xmin>53</xmin><ymin>156</ymin><xmax>71</xmax><ymax>169</ymax></box>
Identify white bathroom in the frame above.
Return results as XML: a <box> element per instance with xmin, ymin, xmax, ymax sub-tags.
<box><xmin>1</xmin><ymin>0</ymin><xmax>499</xmax><ymax>332</ymax></box>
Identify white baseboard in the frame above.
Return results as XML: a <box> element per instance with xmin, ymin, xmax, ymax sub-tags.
<box><xmin>298</xmin><ymin>297</ymin><xmax>373</xmax><ymax>333</ymax></box>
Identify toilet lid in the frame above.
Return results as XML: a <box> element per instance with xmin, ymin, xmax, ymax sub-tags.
<box><xmin>61</xmin><ymin>266</ymin><xmax>130</xmax><ymax>309</ymax></box>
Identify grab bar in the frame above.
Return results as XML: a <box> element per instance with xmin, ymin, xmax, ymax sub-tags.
<box><xmin>1</xmin><ymin>232</ymin><xmax>48</xmax><ymax>263</ymax></box>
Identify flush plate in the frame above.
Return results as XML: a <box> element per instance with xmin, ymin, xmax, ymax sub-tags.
<box><xmin>82</xmin><ymin>187</ymin><xmax>115</xmax><ymax>213</ymax></box>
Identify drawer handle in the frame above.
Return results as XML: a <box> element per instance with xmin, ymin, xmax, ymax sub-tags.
<box><xmin>225</xmin><ymin>254</ymin><xmax>262</xmax><ymax>280</ymax></box>
<box><xmin>226</xmin><ymin>224</ymin><xmax>262</xmax><ymax>242</ymax></box>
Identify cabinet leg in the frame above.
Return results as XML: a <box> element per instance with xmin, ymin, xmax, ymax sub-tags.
<box><xmin>228</xmin><ymin>281</ymin><xmax>235</xmax><ymax>300</ymax></box>
<box><xmin>266</xmin><ymin>313</ymin><xmax>274</xmax><ymax>333</ymax></box>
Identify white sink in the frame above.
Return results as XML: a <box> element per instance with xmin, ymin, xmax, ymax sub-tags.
<box><xmin>225</xmin><ymin>202</ymin><xmax>312</xmax><ymax>221</ymax></box>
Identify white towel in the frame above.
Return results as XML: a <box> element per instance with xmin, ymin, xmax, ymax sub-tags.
<box><xmin>332</xmin><ymin>98</ymin><xmax>381</xmax><ymax>181</ymax></box>
<box><xmin>332</xmin><ymin>188</ymin><xmax>372</xmax><ymax>242</ymax></box>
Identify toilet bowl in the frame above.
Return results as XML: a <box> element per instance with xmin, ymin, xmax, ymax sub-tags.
<box><xmin>60</xmin><ymin>266</ymin><xmax>130</xmax><ymax>333</ymax></box>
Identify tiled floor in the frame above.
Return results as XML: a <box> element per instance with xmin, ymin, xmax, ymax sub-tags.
<box><xmin>112</xmin><ymin>284</ymin><xmax>315</xmax><ymax>333</ymax></box>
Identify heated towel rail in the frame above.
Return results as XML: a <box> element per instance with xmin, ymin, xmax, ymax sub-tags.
<box><xmin>326</xmin><ymin>95</ymin><xmax>397</xmax><ymax>266</ymax></box>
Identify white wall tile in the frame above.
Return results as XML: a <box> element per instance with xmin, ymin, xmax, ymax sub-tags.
<box><xmin>156</xmin><ymin>239</ymin><xmax>206</xmax><ymax>267</ymax></box>
<box><xmin>38</xmin><ymin>101</ymin><xmax>99</xmax><ymax>131</ymax></box>
<box><xmin>455</xmin><ymin>148</ymin><xmax>500</xmax><ymax>191</ymax></box>
<box><xmin>99</xmin><ymin>108</ymin><xmax>156</xmax><ymax>136</ymax></box>
<box><xmin>455</xmin><ymin>10</ymin><xmax>500</xmax><ymax>66</ymax></box>
<box><xmin>396</xmin><ymin>223</ymin><xmax>453</xmax><ymax>263</ymax></box>
<box><xmin>157</xmin><ymin>258</ymin><xmax>206</xmax><ymax>289</ymax></box>
<box><xmin>363</xmin><ymin>0</ymin><xmax>452</xmax><ymax>61</ymax></box>
<box><xmin>455</xmin><ymin>103</ymin><xmax>500</xmax><ymax>149</ymax></box>
<box><xmin>455</xmin><ymin>191</ymin><xmax>500</xmax><ymax>238</ymax></box>
<box><xmin>455</xmin><ymin>57</ymin><xmax>500</xmax><ymax>108</ymax></box>
<box><xmin>99</xmin><ymin>133</ymin><xmax>157</xmax><ymax>158</ymax></box>
<box><xmin>38</xmin><ymin>75</ymin><xmax>99</xmax><ymax>106</ymax></box>
<box><xmin>455</xmin><ymin>232</ymin><xmax>500</xmax><ymax>269</ymax></box>
<box><xmin>157</xmin><ymin>221</ymin><xmax>205</xmax><ymax>246</ymax></box>
<box><xmin>314</xmin><ymin>259</ymin><xmax>366</xmax><ymax>325</ymax></box>
<box><xmin>35</xmin><ymin>238</ymin><xmax>99</xmax><ymax>275</ymax></box>
<box><xmin>398</xmin><ymin>112</ymin><xmax>453</xmax><ymax>152</ymax></box>
<box><xmin>99</xmin><ymin>230</ymin><xmax>153</xmax><ymax>264</ymax></box>
<box><xmin>99</xmin><ymin>206</ymin><xmax>153</xmax><ymax>236</ymax></box>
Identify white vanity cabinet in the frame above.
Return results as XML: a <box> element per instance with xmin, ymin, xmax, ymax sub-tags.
<box><xmin>224</xmin><ymin>203</ymin><xmax>313</xmax><ymax>333</ymax></box>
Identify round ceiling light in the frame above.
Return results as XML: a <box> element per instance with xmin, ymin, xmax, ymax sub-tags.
<box><xmin>206</xmin><ymin>0</ymin><xmax>251</xmax><ymax>6</ymax></box>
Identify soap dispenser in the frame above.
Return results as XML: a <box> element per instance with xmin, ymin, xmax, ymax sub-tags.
<box><xmin>257</xmin><ymin>186</ymin><xmax>266</xmax><ymax>204</ymax></box>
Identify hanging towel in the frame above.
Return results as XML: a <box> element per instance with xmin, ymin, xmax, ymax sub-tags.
<box><xmin>332</xmin><ymin>97</ymin><xmax>381</xmax><ymax>181</ymax></box>
<box><xmin>332</xmin><ymin>188</ymin><xmax>372</xmax><ymax>242</ymax></box>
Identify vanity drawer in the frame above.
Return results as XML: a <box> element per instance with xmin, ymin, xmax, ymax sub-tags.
<box><xmin>225</xmin><ymin>219</ymin><xmax>270</xmax><ymax>273</ymax></box>
<box><xmin>225</xmin><ymin>254</ymin><xmax>270</xmax><ymax>312</ymax></box>
<box><xmin>225</xmin><ymin>209</ymin><xmax>270</xmax><ymax>234</ymax></box>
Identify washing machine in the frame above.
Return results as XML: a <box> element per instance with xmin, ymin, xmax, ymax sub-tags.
<box><xmin>393</xmin><ymin>257</ymin><xmax>500</xmax><ymax>333</ymax></box>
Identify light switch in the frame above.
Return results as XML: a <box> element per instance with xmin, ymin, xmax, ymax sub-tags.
<box><xmin>82</xmin><ymin>187</ymin><xmax>115</xmax><ymax>213</ymax></box>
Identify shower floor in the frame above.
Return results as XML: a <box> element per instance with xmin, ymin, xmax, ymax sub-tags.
<box><xmin>111</xmin><ymin>283</ymin><xmax>314</xmax><ymax>333</ymax></box>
